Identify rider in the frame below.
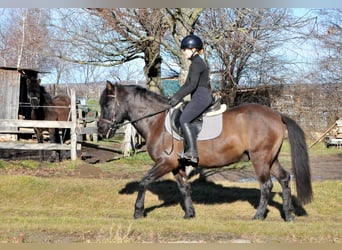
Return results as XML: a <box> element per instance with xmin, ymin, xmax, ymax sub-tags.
<box><xmin>169</xmin><ymin>34</ymin><xmax>212</xmax><ymax>164</ymax></box>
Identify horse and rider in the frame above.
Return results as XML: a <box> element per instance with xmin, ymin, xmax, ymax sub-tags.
<box><xmin>97</xmin><ymin>35</ymin><xmax>312</xmax><ymax>220</ymax></box>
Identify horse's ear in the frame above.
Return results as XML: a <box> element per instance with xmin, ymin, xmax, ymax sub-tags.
<box><xmin>106</xmin><ymin>80</ymin><xmax>114</xmax><ymax>91</ymax></box>
<box><xmin>19</xmin><ymin>69</ymin><xmax>27</xmax><ymax>75</ymax></box>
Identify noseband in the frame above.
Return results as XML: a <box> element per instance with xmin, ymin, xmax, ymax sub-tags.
<box><xmin>28</xmin><ymin>96</ymin><xmax>40</xmax><ymax>109</ymax></box>
<box><xmin>99</xmin><ymin>116</ymin><xmax>117</xmax><ymax>139</ymax></box>
<box><xmin>29</xmin><ymin>96</ymin><xmax>39</xmax><ymax>102</ymax></box>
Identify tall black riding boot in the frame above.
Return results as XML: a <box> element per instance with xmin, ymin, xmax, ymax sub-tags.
<box><xmin>178</xmin><ymin>123</ymin><xmax>198</xmax><ymax>164</ymax></box>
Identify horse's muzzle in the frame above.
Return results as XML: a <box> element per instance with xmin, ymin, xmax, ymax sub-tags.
<box><xmin>29</xmin><ymin>97</ymin><xmax>39</xmax><ymax>109</ymax></box>
<box><xmin>98</xmin><ymin>120</ymin><xmax>116</xmax><ymax>139</ymax></box>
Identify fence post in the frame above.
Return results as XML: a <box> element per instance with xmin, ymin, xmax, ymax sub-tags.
<box><xmin>122</xmin><ymin>123</ymin><xmax>135</xmax><ymax>157</ymax></box>
<box><xmin>70</xmin><ymin>88</ymin><xmax>77</xmax><ymax>160</ymax></box>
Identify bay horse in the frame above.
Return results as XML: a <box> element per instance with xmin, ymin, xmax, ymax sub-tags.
<box><xmin>26</xmin><ymin>77</ymin><xmax>71</xmax><ymax>162</ymax></box>
<box><xmin>98</xmin><ymin>81</ymin><xmax>313</xmax><ymax>221</ymax></box>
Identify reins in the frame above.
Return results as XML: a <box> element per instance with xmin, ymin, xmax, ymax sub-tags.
<box><xmin>101</xmin><ymin>85</ymin><xmax>172</xmax><ymax>130</ymax></box>
<box><xmin>100</xmin><ymin>106</ymin><xmax>171</xmax><ymax>130</ymax></box>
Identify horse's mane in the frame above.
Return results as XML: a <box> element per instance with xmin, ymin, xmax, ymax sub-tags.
<box><xmin>129</xmin><ymin>85</ymin><xmax>168</xmax><ymax>105</ymax></box>
<box><xmin>39</xmin><ymin>85</ymin><xmax>54</xmax><ymax>104</ymax></box>
<box><xmin>100</xmin><ymin>83</ymin><xmax>169</xmax><ymax>107</ymax></box>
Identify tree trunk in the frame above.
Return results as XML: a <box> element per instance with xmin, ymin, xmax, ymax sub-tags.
<box><xmin>144</xmin><ymin>41</ymin><xmax>162</xmax><ymax>94</ymax></box>
<box><xmin>17</xmin><ymin>9</ymin><xmax>28</xmax><ymax>68</ymax></box>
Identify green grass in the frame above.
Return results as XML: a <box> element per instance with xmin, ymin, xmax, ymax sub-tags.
<box><xmin>0</xmin><ymin>140</ymin><xmax>340</xmax><ymax>243</ymax></box>
<box><xmin>0</xmin><ymin>174</ymin><xmax>341</xmax><ymax>243</ymax></box>
<box><xmin>281</xmin><ymin>140</ymin><xmax>342</xmax><ymax>156</ymax></box>
<box><xmin>308</xmin><ymin>142</ymin><xmax>342</xmax><ymax>156</ymax></box>
<box><xmin>20</xmin><ymin>160</ymin><xmax>40</xmax><ymax>170</ymax></box>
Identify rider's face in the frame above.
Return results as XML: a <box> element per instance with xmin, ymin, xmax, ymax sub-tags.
<box><xmin>182</xmin><ymin>48</ymin><xmax>196</xmax><ymax>59</ymax></box>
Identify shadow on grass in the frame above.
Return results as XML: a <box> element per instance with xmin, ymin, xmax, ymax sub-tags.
<box><xmin>119</xmin><ymin>178</ymin><xmax>307</xmax><ymax>220</ymax></box>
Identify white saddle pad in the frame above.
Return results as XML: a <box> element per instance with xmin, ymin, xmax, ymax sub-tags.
<box><xmin>164</xmin><ymin>109</ymin><xmax>223</xmax><ymax>141</ymax></box>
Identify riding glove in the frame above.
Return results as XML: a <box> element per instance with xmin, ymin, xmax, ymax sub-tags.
<box><xmin>169</xmin><ymin>96</ymin><xmax>180</xmax><ymax>107</ymax></box>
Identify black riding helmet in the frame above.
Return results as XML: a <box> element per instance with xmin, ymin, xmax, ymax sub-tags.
<box><xmin>180</xmin><ymin>34</ymin><xmax>203</xmax><ymax>50</ymax></box>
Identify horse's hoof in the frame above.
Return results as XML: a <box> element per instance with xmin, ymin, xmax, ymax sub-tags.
<box><xmin>183</xmin><ymin>213</ymin><xmax>195</xmax><ymax>219</ymax></box>
<box><xmin>47</xmin><ymin>157</ymin><xmax>56</xmax><ymax>163</ymax></box>
<box><xmin>285</xmin><ymin>215</ymin><xmax>295</xmax><ymax>222</ymax></box>
<box><xmin>252</xmin><ymin>215</ymin><xmax>265</xmax><ymax>221</ymax></box>
<box><xmin>134</xmin><ymin>210</ymin><xmax>145</xmax><ymax>219</ymax></box>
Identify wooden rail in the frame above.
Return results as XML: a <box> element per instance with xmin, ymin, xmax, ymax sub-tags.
<box><xmin>0</xmin><ymin>142</ymin><xmax>81</xmax><ymax>151</ymax></box>
<box><xmin>0</xmin><ymin>89</ymin><xmax>79</xmax><ymax>160</ymax></box>
<box><xmin>0</xmin><ymin>120</ymin><xmax>72</xmax><ymax>128</ymax></box>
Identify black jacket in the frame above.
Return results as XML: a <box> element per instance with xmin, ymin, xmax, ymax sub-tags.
<box><xmin>171</xmin><ymin>54</ymin><xmax>210</xmax><ymax>104</ymax></box>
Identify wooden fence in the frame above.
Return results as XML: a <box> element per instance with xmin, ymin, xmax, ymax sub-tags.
<box><xmin>0</xmin><ymin>89</ymin><xmax>81</xmax><ymax>160</ymax></box>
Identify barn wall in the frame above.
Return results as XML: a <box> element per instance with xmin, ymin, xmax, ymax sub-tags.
<box><xmin>0</xmin><ymin>69</ymin><xmax>21</xmax><ymax>131</ymax></box>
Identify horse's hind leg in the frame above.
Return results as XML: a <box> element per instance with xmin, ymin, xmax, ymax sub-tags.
<box><xmin>271</xmin><ymin>159</ymin><xmax>294</xmax><ymax>221</ymax></box>
<box><xmin>174</xmin><ymin>168</ymin><xmax>195</xmax><ymax>218</ymax></box>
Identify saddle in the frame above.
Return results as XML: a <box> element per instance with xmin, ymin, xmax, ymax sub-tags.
<box><xmin>165</xmin><ymin>96</ymin><xmax>227</xmax><ymax>141</ymax></box>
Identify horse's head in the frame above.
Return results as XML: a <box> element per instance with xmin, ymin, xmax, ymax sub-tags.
<box><xmin>98</xmin><ymin>81</ymin><xmax>125</xmax><ymax>139</ymax></box>
<box><xmin>26</xmin><ymin>77</ymin><xmax>42</xmax><ymax>109</ymax></box>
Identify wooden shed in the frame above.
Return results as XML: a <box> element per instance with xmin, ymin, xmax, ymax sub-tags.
<box><xmin>0</xmin><ymin>67</ymin><xmax>39</xmax><ymax>140</ymax></box>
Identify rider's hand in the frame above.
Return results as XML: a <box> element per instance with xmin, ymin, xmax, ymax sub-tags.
<box><xmin>168</xmin><ymin>97</ymin><xmax>179</xmax><ymax>107</ymax></box>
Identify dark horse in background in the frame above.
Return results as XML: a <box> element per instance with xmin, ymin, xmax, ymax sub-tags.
<box><xmin>98</xmin><ymin>81</ymin><xmax>313</xmax><ymax>222</ymax></box>
<box><xmin>26</xmin><ymin>77</ymin><xmax>71</xmax><ymax>162</ymax></box>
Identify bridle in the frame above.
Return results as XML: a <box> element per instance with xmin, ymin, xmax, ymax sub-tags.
<box><xmin>99</xmin><ymin>86</ymin><xmax>170</xmax><ymax>138</ymax></box>
<box><xmin>99</xmin><ymin>85</ymin><xmax>120</xmax><ymax>138</ymax></box>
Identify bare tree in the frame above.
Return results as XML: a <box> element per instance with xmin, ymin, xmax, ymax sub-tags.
<box><xmin>299</xmin><ymin>9</ymin><xmax>342</xmax><ymax>130</ymax></box>
<box><xmin>0</xmin><ymin>9</ymin><xmax>52</xmax><ymax>71</ymax></box>
<box><xmin>310</xmin><ymin>9</ymin><xmax>341</xmax><ymax>84</ymax></box>
<box><xmin>49</xmin><ymin>9</ymin><xmax>166</xmax><ymax>93</ymax></box>
<box><xmin>6</xmin><ymin>8</ymin><xmax>322</xmax><ymax>103</ymax></box>
<box><xmin>49</xmin><ymin>8</ymin><xmax>205</xmax><ymax>93</ymax></box>
<box><xmin>198</xmin><ymin>8</ymin><xmax>315</xmax><ymax>105</ymax></box>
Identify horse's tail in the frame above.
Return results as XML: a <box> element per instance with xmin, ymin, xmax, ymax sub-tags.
<box><xmin>281</xmin><ymin>114</ymin><xmax>313</xmax><ymax>205</ymax></box>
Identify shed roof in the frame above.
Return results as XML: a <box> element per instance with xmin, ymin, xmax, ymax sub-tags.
<box><xmin>0</xmin><ymin>66</ymin><xmax>50</xmax><ymax>75</ymax></box>
<box><xmin>0</xmin><ymin>66</ymin><xmax>41</xmax><ymax>74</ymax></box>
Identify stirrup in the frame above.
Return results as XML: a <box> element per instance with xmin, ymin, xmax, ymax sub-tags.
<box><xmin>185</xmin><ymin>165</ymin><xmax>194</xmax><ymax>177</ymax></box>
<box><xmin>177</xmin><ymin>151</ymin><xmax>199</xmax><ymax>164</ymax></box>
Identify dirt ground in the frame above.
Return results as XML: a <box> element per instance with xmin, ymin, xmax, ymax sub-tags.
<box><xmin>0</xmin><ymin>144</ymin><xmax>342</xmax><ymax>182</ymax></box>
<box><xmin>81</xmin><ymin>145</ymin><xmax>342</xmax><ymax>182</ymax></box>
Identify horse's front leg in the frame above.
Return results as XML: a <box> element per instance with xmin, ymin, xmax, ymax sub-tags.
<box><xmin>134</xmin><ymin>162</ymin><xmax>169</xmax><ymax>219</ymax></box>
<box><xmin>34</xmin><ymin>128</ymin><xmax>44</xmax><ymax>161</ymax></box>
<box><xmin>34</xmin><ymin>128</ymin><xmax>44</xmax><ymax>143</ymax></box>
<box><xmin>48</xmin><ymin>128</ymin><xmax>60</xmax><ymax>162</ymax></box>
<box><xmin>174</xmin><ymin>167</ymin><xmax>195</xmax><ymax>219</ymax></box>
<box><xmin>134</xmin><ymin>178</ymin><xmax>148</xmax><ymax>219</ymax></box>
